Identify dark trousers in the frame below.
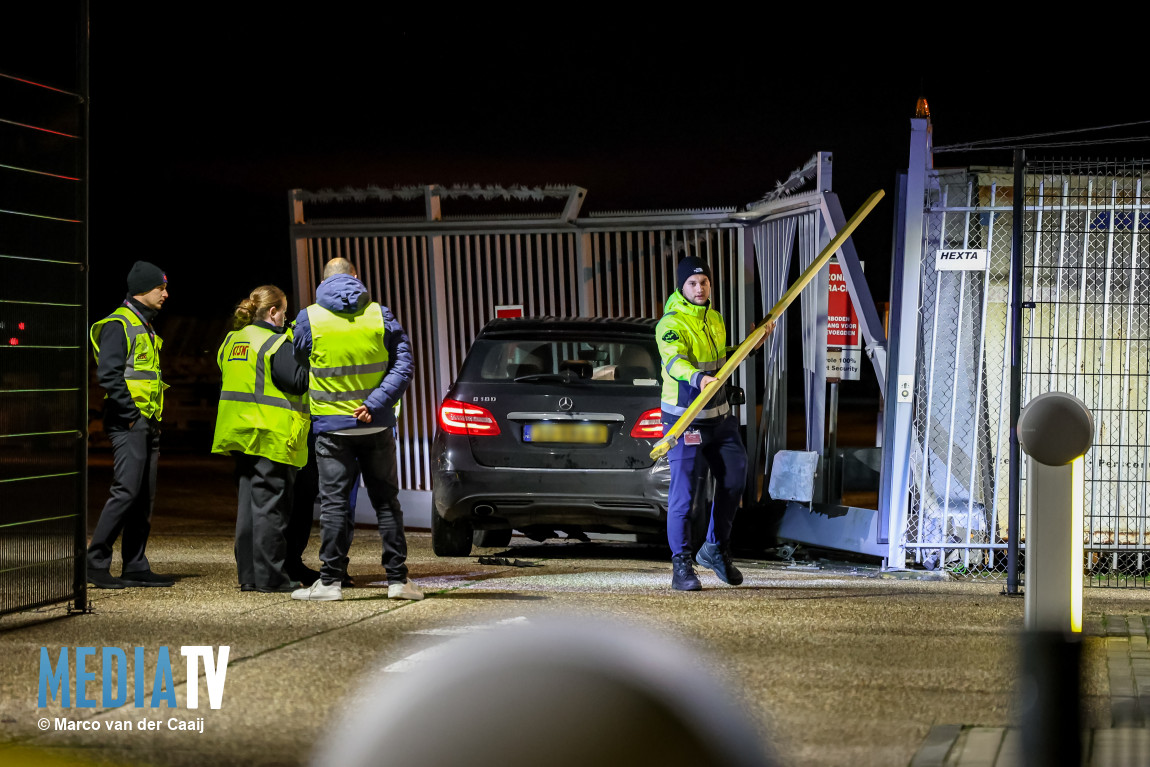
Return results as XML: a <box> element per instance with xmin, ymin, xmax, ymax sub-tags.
<box><xmin>663</xmin><ymin>414</ymin><xmax>747</xmax><ymax>556</ymax></box>
<box><xmin>285</xmin><ymin>430</ymin><xmax>359</xmax><ymax>576</ymax></box>
<box><xmin>285</xmin><ymin>431</ymin><xmax>318</xmax><ymax>574</ymax></box>
<box><xmin>233</xmin><ymin>453</ymin><xmax>296</xmax><ymax>590</ymax></box>
<box><xmin>88</xmin><ymin>418</ymin><xmax>160</xmax><ymax>573</ymax></box>
<box><xmin>315</xmin><ymin>429</ymin><xmax>407</xmax><ymax>585</ymax></box>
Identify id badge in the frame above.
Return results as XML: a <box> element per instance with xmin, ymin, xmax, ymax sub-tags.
<box><xmin>683</xmin><ymin>429</ymin><xmax>702</xmax><ymax>446</ymax></box>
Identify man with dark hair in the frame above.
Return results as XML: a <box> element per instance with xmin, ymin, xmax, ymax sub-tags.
<box><xmin>87</xmin><ymin>261</ymin><xmax>175</xmax><ymax>589</ymax></box>
<box><xmin>656</xmin><ymin>256</ymin><xmax>774</xmax><ymax>591</ymax></box>
<box><xmin>290</xmin><ymin>258</ymin><xmax>420</xmax><ymax>602</ymax></box>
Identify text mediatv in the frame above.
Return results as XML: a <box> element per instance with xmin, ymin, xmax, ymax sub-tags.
<box><xmin>38</xmin><ymin>646</ymin><xmax>230</xmax><ymax>709</ymax></box>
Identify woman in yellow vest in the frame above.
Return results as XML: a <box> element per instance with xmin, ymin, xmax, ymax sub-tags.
<box><xmin>212</xmin><ymin>285</ymin><xmax>310</xmax><ymax>592</ymax></box>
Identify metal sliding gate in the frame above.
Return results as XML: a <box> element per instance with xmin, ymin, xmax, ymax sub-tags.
<box><xmin>0</xmin><ymin>6</ymin><xmax>90</xmax><ymax>616</ymax></box>
<box><xmin>903</xmin><ymin>168</ymin><xmax>1015</xmax><ymax>573</ymax></box>
<box><xmin>1026</xmin><ymin>159</ymin><xmax>1150</xmax><ymax>586</ymax></box>
<box><xmin>895</xmin><ymin>156</ymin><xmax>1150</xmax><ymax>584</ymax></box>
<box><xmin>289</xmin><ymin>189</ymin><xmax>758</xmax><ymax>497</ymax></box>
<box><xmin>288</xmin><ymin>158</ymin><xmax>882</xmax><ymax>520</ymax></box>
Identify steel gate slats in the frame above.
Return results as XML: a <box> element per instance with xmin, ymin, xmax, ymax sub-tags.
<box><xmin>1</xmin><ymin>5</ymin><xmax>89</xmax><ymax>616</ymax></box>
<box><xmin>289</xmin><ymin>186</ymin><xmax>850</xmax><ymax>541</ymax></box>
<box><xmin>406</xmin><ymin>235</ymin><xmax>420</xmax><ymax>489</ymax></box>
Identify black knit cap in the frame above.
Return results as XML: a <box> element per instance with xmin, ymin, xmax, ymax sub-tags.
<box><xmin>126</xmin><ymin>261</ymin><xmax>167</xmax><ymax>295</ymax></box>
<box><xmin>676</xmin><ymin>256</ymin><xmax>711</xmax><ymax>291</ymax></box>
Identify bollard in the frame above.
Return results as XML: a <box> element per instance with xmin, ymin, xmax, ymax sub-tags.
<box><xmin>1016</xmin><ymin>392</ymin><xmax>1094</xmax><ymax>634</ymax></box>
<box><xmin>1016</xmin><ymin>392</ymin><xmax>1093</xmax><ymax>767</ymax></box>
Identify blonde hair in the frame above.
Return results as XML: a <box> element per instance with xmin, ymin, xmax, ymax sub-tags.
<box><xmin>323</xmin><ymin>257</ymin><xmax>357</xmax><ymax>280</ymax></box>
<box><xmin>232</xmin><ymin>285</ymin><xmax>287</xmax><ymax>329</ymax></box>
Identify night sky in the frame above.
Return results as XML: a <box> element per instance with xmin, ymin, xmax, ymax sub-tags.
<box><xmin>10</xmin><ymin>8</ymin><xmax>1148</xmax><ymax>322</ymax></box>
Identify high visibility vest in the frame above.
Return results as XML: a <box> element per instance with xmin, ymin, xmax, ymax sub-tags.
<box><xmin>90</xmin><ymin>305</ymin><xmax>166</xmax><ymax>420</ymax></box>
<box><xmin>655</xmin><ymin>290</ymin><xmax>730</xmax><ymax>421</ymax></box>
<box><xmin>305</xmin><ymin>302</ymin><xmax>389</xmax><ymax>417</ymax></box>
<box><xmin>211</xmin><ymin>324</ymin><xmax>310</xmax><ymax>467</ymax></box>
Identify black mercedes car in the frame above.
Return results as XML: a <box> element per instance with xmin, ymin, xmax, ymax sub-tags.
<box><xmin>430</xmin><ymin>317</ymin><xmax>676</xmax><ymax>556</ymax></box>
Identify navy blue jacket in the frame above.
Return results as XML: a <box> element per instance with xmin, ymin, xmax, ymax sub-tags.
<box><xmin>292</xmin><ymin>274</ymin><xmax>413</xmax><ymax>435</ymax></box>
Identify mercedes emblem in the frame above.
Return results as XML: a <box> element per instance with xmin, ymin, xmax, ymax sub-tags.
<box><xmin>558</xmin><ymin>397</ymin><xmax>573</xmax><ymax>411</ymax></box>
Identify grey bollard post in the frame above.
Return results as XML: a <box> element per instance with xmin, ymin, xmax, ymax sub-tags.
<box><xmin>1017</xmin><ymin>391</ymin><xmax>1094</xmax><ymax>634</ymax></box>
<box><xmin>1016</xmin><ymin>392</ymin><xmax>1093</xmax><ymax>767</ymax></box>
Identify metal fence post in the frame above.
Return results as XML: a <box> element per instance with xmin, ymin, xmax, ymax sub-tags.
<box><xmin>288</xmin><ymin>192</ymin><xmax>311</xmax><ymax>310</ymax></box>
<box><xmin>424</xmin><ymin>187</ymin><xmax>453</xmax><ymax>400</ymax></box>
<box><xmin>880</xmin><ymin>117</ymin><xmax>932</xmax><ymax>569</ymax></box>
<box><xmin>74</xmin><ymin>2</ymin><xmax>90</xmax><ymax>613</ymax></box>
<box><xmin>740</xmin><ymin>226</ymin><xmax>759</xmax><ymax>508</ymax></box>
<box><xmin>1007</xmin><ymin>149</ymin><xmax>1025</xmax><ymax>595</ymax></box>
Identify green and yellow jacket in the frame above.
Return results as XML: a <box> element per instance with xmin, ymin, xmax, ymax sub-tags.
<box><xmin>655</xmin><ymin>290</ymin><xmax>730</xmax><ymax>424</ymax></box>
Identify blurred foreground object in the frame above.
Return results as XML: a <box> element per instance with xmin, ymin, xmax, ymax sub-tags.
<box><xmin>312</xmin><ymin>618</ymin><xmax>777</xmax><ymax>767</ymax></box>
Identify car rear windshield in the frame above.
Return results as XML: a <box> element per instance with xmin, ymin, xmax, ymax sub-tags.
<box><xmin>459</xmin><ymin>337</ymin><xmax>661</xmax><ymax>384</ymax></box>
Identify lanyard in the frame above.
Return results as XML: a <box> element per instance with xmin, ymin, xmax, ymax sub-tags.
<box><xmin>121</xmin><ymin>300</ymin><xmax>155</xmax><ymax>345</ymax></box>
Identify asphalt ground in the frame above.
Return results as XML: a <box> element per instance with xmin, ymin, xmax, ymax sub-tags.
<box><xmin>2</xmin><ymin>457</ymin><xmax>1150</xmax><ymax>766</ymax></box>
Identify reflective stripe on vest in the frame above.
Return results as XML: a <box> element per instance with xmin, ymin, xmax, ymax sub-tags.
<box><xmin>660</xmin><ymin>400</ymin><xmax>729</xmax><ymax>420</ymax></box>
<box><xmin>656</xmin><ymin>291</ymin><xmax>729</xmax><ymax>421</ymax></box>
<box><xmin>305</xmin><ymin>302</ymin><xmax>389</xmax><ymax>416</ymax></box>
<box><xmin>90</xmin><ymin>306</ymin><xmax>165</xmax><ymax>420</ymax></box>
<box><xmin>211</xmin><ymin>325</ymin><xmax>309</xmax><ymax>467</ymax></box>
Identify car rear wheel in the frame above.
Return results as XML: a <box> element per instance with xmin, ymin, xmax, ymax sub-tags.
<box><xmin>473</xmin><ymin>528</ymin><xmax>513</xmax><ymax>548</ymax></box>
<box><xmin>432</xmin><ymin>512</ymin><xmax>473</xmax><ymax>557</ymax></box>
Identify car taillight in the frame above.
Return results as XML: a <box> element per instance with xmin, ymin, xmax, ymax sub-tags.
<box><xmin>439</xmin><ymin>399</ymin><xmax>501</xmax><ymax>436</ymax></box>
<box><xmin>630</xmin><ymin>408</ymin><xmax>664</xmax><ymax>439</ymax></box>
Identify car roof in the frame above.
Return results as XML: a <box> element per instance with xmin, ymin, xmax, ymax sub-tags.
<box><xmin>477</xmin><ymin>316</ymin><xmax>658</xmax><ymax>339</ymax></box>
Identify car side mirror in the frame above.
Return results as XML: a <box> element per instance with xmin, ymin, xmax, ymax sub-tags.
<box><xmin>727</xmin><ymin>386</ymin><xmax>746</xmax><ymax>406</ymax></box>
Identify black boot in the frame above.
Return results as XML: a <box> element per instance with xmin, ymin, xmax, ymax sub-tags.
<box><xmin>120</xmin><ymin>569</ymin><xmax>175</xmax><ymax>587</ymax></box>
<box><xmin>671</xmin><ymin>553</ymin><xmax>702</xmax><ymax>591</ymax></box>
<box><xmin>88</xmin><ymin>567</ymin><xmax>127</xmax><ymax>589</ymax></box>
<box><xmin>696</xmin><ymin>542</ymin><xmax>743</xmax><ymax>586</ymax></box>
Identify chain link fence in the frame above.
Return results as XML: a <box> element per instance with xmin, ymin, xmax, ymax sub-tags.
<box><xmin>908</xmin><ymin>170</ymin><xmax>1013</xmax><ymax>575</ymax></box>
<box><xmin>1024</xmin><ymin>160</ymin><xmax>1150</xmax><ymax>587</ymax></box>
<box><xmin>906</xmin><ymin>160</ymin><xmax>1150</xmax><ymax>585</ymax></box>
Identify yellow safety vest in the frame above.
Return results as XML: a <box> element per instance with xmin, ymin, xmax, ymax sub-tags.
<box><xmin>655</xmin><ymin>290</ymin><xmax>730</xmax><ymax>421</ymax></box>
<box><xmin>305</xmin><ymin>302</ymin><xmax>389</xmax><ymax>417</ymax></box>
<box><xmin>90</xmin><ymin>305</ymin><xmax>166</xmax><ymax>420</ymax></box>
<box><xmin>211</xmin><ymin>324</ymin><xmax>310</xmax><ymax>467</ymax></box>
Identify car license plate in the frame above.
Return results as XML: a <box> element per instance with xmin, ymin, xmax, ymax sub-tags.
<box><xmin>523</xmin><ymin>422</ymin><xmax>608</xmax><ymax>444</ymax></box>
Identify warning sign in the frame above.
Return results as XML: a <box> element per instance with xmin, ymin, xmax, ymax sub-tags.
<box><xmin>826</xmin><ymin>259</ymin><xmax>861</xmax><ymax>381</ymax></box>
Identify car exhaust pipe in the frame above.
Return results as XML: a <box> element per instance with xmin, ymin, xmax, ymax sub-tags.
<box><xmin>474</xmin><ymin>504</ymin><xmax>495</xmax><ymax>517</ymax></box>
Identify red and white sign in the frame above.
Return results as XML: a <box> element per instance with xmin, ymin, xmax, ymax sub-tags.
<box><xmin>494</xmin><ymin>305</ymin><xmax>524</xmax><ymax>319</ymax></box>
<box><xmin>827</xmin><ymin>261</ymin><xmax>859</xmax><ymax>346</ymax></box>
<box><xmin>826</xmin><ymin>260</ymin><xmax>861</xmax><ymax>381</ymax></box>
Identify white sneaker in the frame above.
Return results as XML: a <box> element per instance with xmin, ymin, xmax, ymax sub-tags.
<box><xmin>387</xmin><ymin>580</ymin><xmax>424</xmax><ymax>600</ymax></box>
<box><xmin>292</xmin><ymin>579</ymin><xmax>342</xmax><ymax>601</ymax></box>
